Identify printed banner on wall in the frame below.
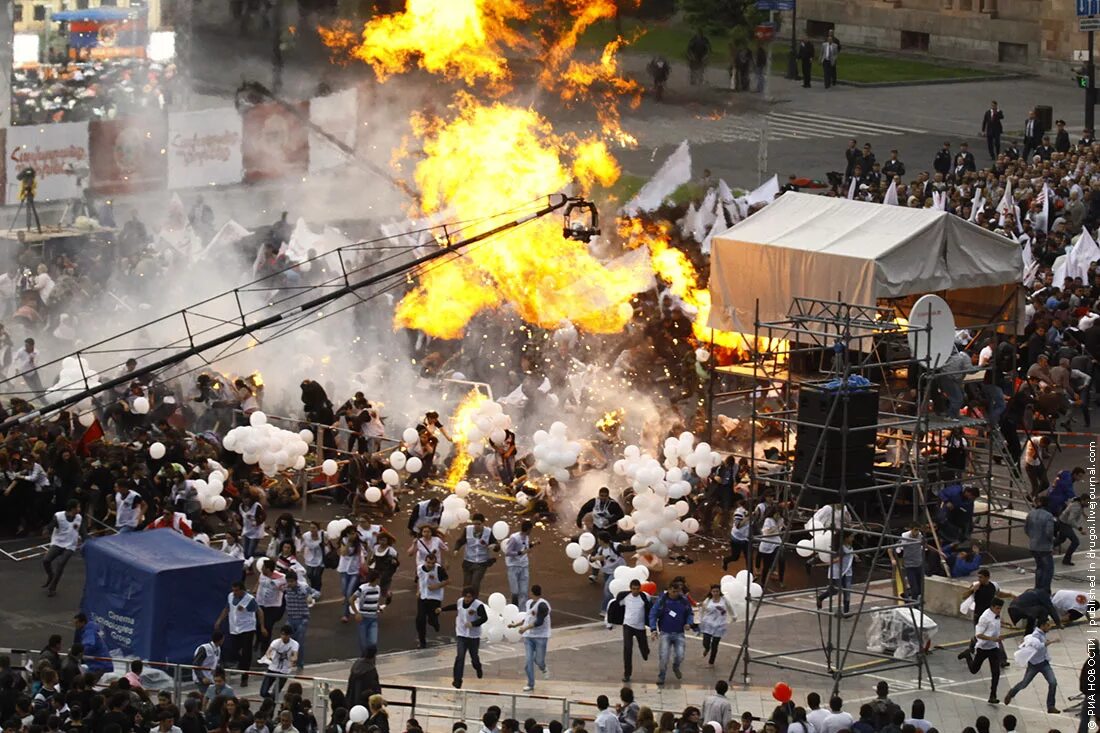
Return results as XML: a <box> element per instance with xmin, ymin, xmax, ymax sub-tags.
<box><xmin>308</xmin><ymin>87</ymin><xmax>357</xmax><ymax>173</ymax></box>
<box><xmin>241</xmin><ymin>101</ymin><xmax>309</xmax><ymax>183</ymax></box>
<box><xmin>6</xmin><ymin>121</ymin><xmax>90</xmax><ymax>202</ymax></box>
<box><xmin>89</xmin><ymin>116</ymin><xmax>169</xmax><ymax>195</ymax></box>
<box><xmin>167</xmin><ymin>108</ymin><xmax>244</xmax><ymax>189</ymax></box>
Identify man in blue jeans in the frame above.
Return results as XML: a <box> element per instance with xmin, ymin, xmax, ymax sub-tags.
<box><xmin>1025</xmin><ymin>498</ymin><xmax>1056</xmax><ymax>592</ymax></box>
<box><xmin>349</xmin><ymin>570</ymin><xmax>383</xmax><ymax>655</ymax></box>
<box><xmin>511</xmin><ymin>584</ymin><xmax>551</xmax><ymax>692</ymax></box>
<box><xmin>283</xmin><ymin>570</ymin><xmax>320</xmax><ymax>672</ymax></box>
<box><xmin>648</xmin><ymin>581</ymin><xmax>698</xmax><ymax>686</ymax></box>
<box><xmin>1004</xmin><ymin>619</ymin><xmax>1061</xmax><ymax>713</ymax></box>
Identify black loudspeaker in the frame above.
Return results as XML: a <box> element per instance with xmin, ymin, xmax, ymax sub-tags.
<box><xmin>791</xmin><ymin>382</ymin><xmax>879</xmax><ymax>490</ymax></box>
<box><xmin>1035</xmin><ymin>105</ymin><xmax>1053</xmax><ymax>133</ymax></box>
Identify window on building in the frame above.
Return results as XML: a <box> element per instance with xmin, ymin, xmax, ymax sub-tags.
<box><xmin>76</xmin><ymin>0</ymin><xmax>89</xmax><ymax>8</ymax></box>
<box><xmin>998</xmin><ymin>41</ymin><xmax>1027</xmax><ymax>63</ymax></box>
<box><xmin>100</xmin><ymin>0</ymin><xmax>118</xmax><ymax>5</ymax></box>
<box><xmin>32</xmin><ymin>4</ymin><xmax>46</xmax><ymax>20</ymax></box>
<box><xmin>13</xmin><ymin>3</ymin><xmax>23</xmax><ymax>21</ymax></box>
<box><xmin>900</xmin><ymin>30</ymin><xmax>930</xmax><ymax>51</ymax></box>
<box><xmin>805</xmin><ymin>20</ymin><xmax>834</xmax><ymax>38</ymax></box>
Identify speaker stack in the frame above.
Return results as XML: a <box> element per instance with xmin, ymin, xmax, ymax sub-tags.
<box><xmin>792</xmin><ymin>380</ymin><xmax>879</xmax><ymax>491</ymax></box>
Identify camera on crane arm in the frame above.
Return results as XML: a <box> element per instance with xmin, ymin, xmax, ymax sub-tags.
<box><xmin>562</xmin><ymin>198</ymin><xmax>600</xmax><ymax>244</ymax></box>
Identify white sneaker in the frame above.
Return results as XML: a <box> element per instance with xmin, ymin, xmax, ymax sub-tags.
<box><xmin>523</xmin><ymin>685</ymin><xmax>534</xmax><ymax>692</ymax></box>
<box><xmin>542</xmin><ymin>666</ymin><xmax>550</xmax><ymax>679</ymax></box>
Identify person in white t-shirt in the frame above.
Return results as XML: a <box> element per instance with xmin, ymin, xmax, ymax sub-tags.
<box><xmin>805</xmin><ymin>693</ymin><xmax>831</xmax><ymax>733</ymax></box>
<box><xmin>818</xmin><ymin>696</ymin><xmax>854</xmax><ymax>733</ymax></box>
<box><xmin>42</xmin><ymin>500</ymin><xmax>84</xmax><ymax>597</ymax></box>
<box><xmin>903</xmin><ymin>700</ymin><xmax>933</xmax><ymax>733</ymax></box>
<box><xmin>259</xmin><ymin>625</ymin><xmax>299</xmax><ymax>699</ymax></box>
<box><xmin>301</xmin><ymin>522</ymin><xmax>327</xmax><ymax>592</ymax></box>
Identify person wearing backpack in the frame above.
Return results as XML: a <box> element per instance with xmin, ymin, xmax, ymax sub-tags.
<box><xmin>606</xmin><ymin>578</ymin><xmax>653</xmax><ymax>683</ymax></box>
<box><xmin>647</xmin><ymin>582</ymin><xmax>698</xmax><ymax>686</ymax></box>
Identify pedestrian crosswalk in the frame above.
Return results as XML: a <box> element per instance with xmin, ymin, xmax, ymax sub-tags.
<box><xmin>629</xmin><ymin>110</ymin><xmax>928</xmax><ymax>146</ymax></box>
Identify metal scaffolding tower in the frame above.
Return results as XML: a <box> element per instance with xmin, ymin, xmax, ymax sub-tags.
<box><xmin>728</xmin><ymin>297</ymin><xmax>937</xmax><ymax>693</ymax></box>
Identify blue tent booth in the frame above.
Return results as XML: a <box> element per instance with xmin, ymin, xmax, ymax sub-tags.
<box><xmin>81</xmin><ymin>529</ymin><xmax>242</xmax><ymax>663</ymax></box>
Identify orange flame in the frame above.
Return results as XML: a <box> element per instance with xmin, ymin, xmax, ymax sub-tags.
<box><xmin>393</xmin><ymin>94</ymin><xmax>647</xmax><ymax>338</ymax></box>
<box><xmin>445</xmin><ymin>388</ymin><xmax>488</xmax><ymax>486</ymax></box>
<box><xmin>321</xmin><ymin>0</ymin><xmax>529</xmax><ymax>87</ymax></box>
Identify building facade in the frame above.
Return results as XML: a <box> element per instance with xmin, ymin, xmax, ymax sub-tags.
<box><xmin>13</xmin><ymin>0</ymin><xmax>162</xmax><ymax>33</ymax></box>
<box><xmin>798</xmin><ymin>0</ymin><xmax>1082</xmax><ymax>74</ymax></box>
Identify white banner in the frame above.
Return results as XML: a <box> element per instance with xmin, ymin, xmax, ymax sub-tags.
<box><xmin>167</xmin><ymin>108</ymin><xmax>244</xmax><ymax>189</ymax></box>
<box><xmin>6</xmin><ymin>121</ymin><xmax>89</xmax><ymax>202</ymax></box>
<box><xmin>308</xmin><ymin>87</ymin><xmax>358</xmax><ymax>173</ymax></box>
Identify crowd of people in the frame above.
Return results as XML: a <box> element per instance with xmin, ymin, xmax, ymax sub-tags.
<box><xmin>11</xmin><ymin>58</ymin><xmax>181</xmax><ymax>127</ymax></box>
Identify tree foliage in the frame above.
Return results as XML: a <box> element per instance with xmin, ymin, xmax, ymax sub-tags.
<box><xmin>679</xmin><ymin>0</ymin><xmax>761</xmax><ymax>36</ymax></box>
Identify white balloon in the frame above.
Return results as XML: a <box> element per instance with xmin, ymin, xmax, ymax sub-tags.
<box><xmin>382</xmin><ymin>468</ymin><xmax>400</xmax><ymax>485</ymax></box>
<box><xmin>572</xmin><ymin>556</ymin><xmax>591</xmax><ymax>574</ymax></box>
<box><xmin>533</xmin><ymin>430</ymin><xmax>549</xmax><ymax>444</ymax></box>
<box><xmin>322</xmin><ymin>459</ymin><xmax>338</xmax><ymax>476</ymax></box>
<box><xmin>249</xmin><ymin>411</ymin><xmax>267</xmax><ymax>427</ymax></box>
<box><xmin>618</xmin><ymin>515</ymin><xmax>635</xmax><ymax>531</ymax></box>
<box><xmin>695</xmin><ymin>464</ymin><xmax>711</xmax><ymax>479</ymax></box>
<box><xmin>78</xmin><ymin>412</ymin><xmax>95</xmax><ymax>427</ymax></box>
<box><xmin>149</xmin><ymin>442</ymin><xmax>166</xmax><ymax>460</ymax></box>
<box><xmin>132</xmin><ymin>397</ymin><xmax>150</xmax><ymax>414</ymax></box>
<box><xmin>796</xmin><ymin>538</ymin><xmax>815</xmax><ymax>558</ymax></box>
<box><xmin>490</xmin><ymin>428</ymin><xmax>506</xmax><ymax>444</ymax></box>
<box><xmin>578</xmin><ymin>532</ymin><xmax>596</xmax><ymax>551</ymax></box>
<box><xmin>349</xmin><ymin>706</ymin><xmax>369</xmax><ymax>724</ymax></box>
<box><xmin>550</xmin><ymin>421</ymin><xmax>567</xmax><ymax>438</ymax></box>
<box><xmin>624</xmin><ymin>445</ymin><xmax>640</xmax><ymax>459</ymax></box>
<box><xmin>503</xmin><ymin>625</ymin><xmax>522</xmax><ymax>643</ymax></box>
<box><xmin>402</xmin><ymin>428</ymin><xmax>419</xmax><ymax>444</ymax></box>
<box><xmin>609</xmin><ymin>577</ymin><xmax>631</xmax><ymax>595</ymax></box>
<box><xmin>492</xmin><ymin>520</ymin><xmax>509</xmax><ymax>541</ymax></box>
<box><xmin>454</xmin><ymin>481</ymin><xmax>471</xmax><ymax>498</ymax></box>
<box><xmin>749</xmin><ymin>582</ymin><xmax>763</xmax><ymax>598</ymax></box>
<box><xmin>365</xmin><ymin>486</ymin><xmax>382</xmax><ymax>503</ymax></box>
<box><xmin>565</xmin><ymin>542</ymin><xmax>582</xmax><ymax>559</ymax></box>
<box><xmin>487</xmin><ymin>592</ymin><xmax>507</xmax><ymax>611</ymax></box>
<box><xmin>389</xmin><ymin>451</ymin><xmax>407</xmax><ymax>470</ymax></box>
<box><xmin>211</xmin><ymin>496</ymin><xmax>227</xmax><ymax>512</ymax></box>
<box><xmin>405</xmin><ymin>456</ymin><xmax>423</xmax><ymax>474</ymax></box>
<box><xmin>293</xmin><ymin>456</ymin><xmax>306</xmax><ymax>470</ymax></box>
<box><xmin>299</xmin><ymin>429</ymin><xmax>314</xmax><ymax>443</ymax></box>
<box><xmin>682</xmin><ymin>517</ymin><xmax>700</xmax><ymax>534</ymax></box>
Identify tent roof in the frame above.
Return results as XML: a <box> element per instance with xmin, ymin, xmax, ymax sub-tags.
<box><xmin>708</xmin><ymin>192</ymin><xmax>1021</xmax><ymax>330</ymax></box>
<box><xmin>52</xmin><ymin>7</ymin><xmax>145</xmax><ymax>21</ymax></box>
<box><xmin>84</xmin><ymin>529</ymin><xmax>238</xmax><ymax>573</ymax></box>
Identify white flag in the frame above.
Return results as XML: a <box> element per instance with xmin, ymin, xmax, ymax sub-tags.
<box><xmin>883</xmin><ymin>180</ymin><xmax>898</xmax><ymax>206</ymax></box>
<box><xmin>1067</xmin><ymin>228</ymin><xmax>1100</xmax><ymax>281</ymax></box>
<box><xmin>847</xmin><ymin>177</ymin><xmax>857</xmax><ymax>200</ymax></box>
<box><xmin>968</xmin><ymin>188</ymin><xmax>985</xmax><ymax>223</ymax></box>
<box><xmin>747</xmin><ymin>175</ymin><xmax>780</xmax><ymax>207</ymax></box>
<box><xmin>621</xmin><ymin>141</ymin><xmax>692</xmax><ymax>216</ymax></box>
<box><xmin>997</xmin><ymin>180</ymin><xmax>1013</xmax><ymax>225</ymax></box>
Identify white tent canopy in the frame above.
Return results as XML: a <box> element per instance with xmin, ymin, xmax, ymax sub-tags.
<box><xmin>708</xmin><ymin>192</ymin><xmax>1021</xmax><ymax>331</ymax></box>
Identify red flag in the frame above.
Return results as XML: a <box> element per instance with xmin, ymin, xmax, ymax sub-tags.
<box><xmin>78</xmin><ymin>419</ymin><xmax>104</xmax><ymax>456</ymax></box>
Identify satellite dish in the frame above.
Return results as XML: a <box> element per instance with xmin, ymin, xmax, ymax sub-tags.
<box><xmin>907</xmin><ymin>294</ymin><xmax>956</xmax><ymax>368</ymax></box>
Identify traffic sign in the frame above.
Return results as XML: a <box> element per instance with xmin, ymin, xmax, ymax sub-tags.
<box><xmin>754</xmin><ymin>23</ymin><xmax>777</xmax><ymax>41</ymax></box>
<box><xmin>1079</xmin><ymin>0</ymin><xmax>1100</xmax><ymax>17</ymax></box>
<box><xmin>756</xmin><ymin>0</ymin><xmax>795</xmax><ymax>10</ymax></box>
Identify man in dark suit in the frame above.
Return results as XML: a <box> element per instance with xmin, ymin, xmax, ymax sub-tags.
<box><xmin>958</xmin><ymin>142</ymin><xmax>976</xmax><ymax>172</ymax></box>
<box><xmin>798</xmin><ymin>39</ymin><xmax>814</xmax><ymax>88</ymax></box>
<box><xmin>1023</xmin><ymin>108</ymin><xmax>1043</xmax><ymax>161</ymax></box>
<box><xmin>1036</xmin><ymin>135</ymin><xmax>1055</xmax><ymax>161</ymax></box>
<box><xmin>1054</xmin><ymin>120</ymin><xmax>1070</xmax><ymax>154</ymax></box>
<box><xmin>981</xmin><ymin>100</ymin><xmax>1004</xmax><ymax>160</ymax></box>
<box><xmin>882</xmin><ymin>149</ymin><xmax>905</xmax><ymax>178</ymax></box>
<box><xmin>844</xmin><ymin>139</ymin><xmax>861</xmax><ymax>179</ymax></box>
<box><xmin>933</xmin><ymin>142</ymin><xmax>952</xmax><ymax>177</ymax></box>
<box><xmin>1080</xmin><ymin>128</ymin><xmax>1095</xmax><ymax>147</ymax></box>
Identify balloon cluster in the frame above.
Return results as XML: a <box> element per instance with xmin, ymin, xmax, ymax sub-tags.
<box><xmin>796</xmin><ymin>518</ymin><xmax>834</xmax><ymax>562</ymax></box>
<box><xmin>531</xmin><ymin>422</ymin><xmax>581</xmax><ymax>482</ymax></box>
<box><xmin>719</xmin><ymin>570</ymin><xmax>763</xmax><ymax>617</ymax></box>
<box><xmin>439</xmin><ymin>489</ymin><xmax>472</xmax><ymax>531</ymax></box>
<box><xmin>565</xmin><ymin>531</ymin><xmax>598</xmax><ymax>574</ymax></box>
<box><xmin>609</xmin><ymin>433</ymin><xmax>719</xmax><ymax>557</ymax></box>
<box><xmin>197</xmin><ymin>462</ymin><xmax>229</xmax><ymax>514</ymax></box>
<box><xmin>222</xmin><ymin>412</ymin><xmax>312</xmax><ymax>477</ymax></box>
<box><xmin>388</xmin><ymin>440</ymin><xmax>424</xmax><ymax>486</ymax></box>
<box><xmin>482</xmin><ymin>592</ymin><xmax>524</xmax><ymax>643</ymax></box>
<box><xmin>458</xmin><ymin>401</ymin><xmax>512</xmax><ymax>458</ymax></box>
<box><xmin>605</xmin><ymin>564</ymin><xmax>652</xmax><ymax>596</ymax></box>
<box><xmin>325</xmin><ymin>517</ymin><xmax>355</xmax><ymax>541</ymax></box>
<box><xmin>54</xmin><ymin>357</ymin><xmax>101</xmax><ymax>428</ymax></box>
